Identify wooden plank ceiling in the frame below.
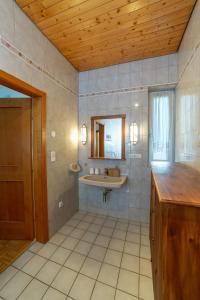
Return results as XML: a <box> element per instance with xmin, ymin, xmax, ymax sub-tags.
<box><xmin>16</xmin><ymin>0</ymin><xmax>196</xmax><ymax>71</ymax></box>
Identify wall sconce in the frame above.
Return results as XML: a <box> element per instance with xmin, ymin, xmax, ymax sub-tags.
<box><xmin>81</xmin><ymin>124</ymin><xmax>87</xmax><ymax>145</ymax></box>
<box><xmin>130</xmin><ymin>122</ymin><xmax>138</xmax><ymax>144</ymax></box>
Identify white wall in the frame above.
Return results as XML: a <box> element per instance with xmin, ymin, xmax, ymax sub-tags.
<box><xmin>176</xmin><ymin>0</ymin><xmax>200</xmax><ymax>170</ymax></box>
<box><xmin>79</xmin><ymin>54</ymin><xmax>178</xmax><ymax>222</ymax></box>
<box><xmin>0</xmin><ymin>0</ymin><xmax>79</xmax><ymax>236</ymax></box>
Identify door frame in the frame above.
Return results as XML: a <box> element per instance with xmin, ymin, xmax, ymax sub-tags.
<box><xmin>0</xmin><ymin>69</ymin><xmax>48</xmax><ymax>243</ymax></box>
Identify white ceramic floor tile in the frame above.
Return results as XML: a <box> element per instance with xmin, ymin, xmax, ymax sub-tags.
<box><xmin>0</xmin><ymin>266</ymin><xmax>18</xmax><ymax>289</ymax></box>
<box><xmin>141</xmin><ymin>226</ymin><xmax>149</xmax><ymax>236</ymax></box>
<box><xmin>73</xmin><ymin>211</ymin><xmax>86</xmax><ymax>220</ymax></box>
<box><xmin>98</xmin><ymin>263</ymin><xmax>119</xmax><ymax>287</ymax></box>
<box><xmin>87</xmin><ymin>212</ymin><xmax>97</xmax><ymax>217</ymax></box>
<box><xmin>116</xmin><ymin>222</ymin><xmax>128</xmax><ymax>231</ymax></box>
<box><xmin>12</xmin><ymin>251</ymin><xmax>34</xmax><ymax>269</ymax></box>
<box><xmin>37</xmin><ymin>243</ymin><xmax>57</xmax><ymax>258</ymax></box>
<box><xmin>77</xmin><ymin>221</ymin><xmax>90</xmax><ymax>231</ymax></box>
<box><xmin>104</xmin><ymin>219</ymin><xmax>116</xmax><ymax>228</ymax></box>
<box><xmin>91</xmin><ymin>282</ymin><xmax>115</xmax><ymax>300</ymax></box>
<box><xmin>88</xmin><ymin>245</ymin><xmax>107</xmax><ymax>262</ymax></box>
<box><xmin>70</xmin><ymin>228</ymin><xmax>85</xmax><ymax>239</ymax></box>
<box><xmin>29</xmin><ymin>242</ymin><xmax>43</xmax><ymax>253</ymax></box>
<box><xmin>51</xmin><ymin>266</ymin><xmax>77</xmax><ymax>294</ymax></box>
<box><xmin>128</xmin><ymin>224</ymin><xmax>140</xmax><ymax>234</ymax></box>
<box><xmin>74</xmin><ymin>240</ymin><xmax>92</xmax><ymax>255</ymax></box>
<box><xmin>113</xmin><ymin>229</ymin><xmax>127</xmax><ymax>240</ymax></box>
<box><xmin>50</xmin><ymin>247</ymin><xmax>71</xmax><ymax>265</ymax></box>
<box><xmin>126</xmin><ymin>232</ymin><xmax>140</xmax><ymax>244</ymax></box>
<box><xmin>93</xmin><ymin>217</ymin><xmax>105</xmax><ymax>225</ymax></box>
<box><xmin>61</xmin><ymin>236</ymin><xmax>79</xmax><ymax>250</ymax></box>
<box><xmin>82</xmin><ymin>231</ymin><xmax>97</xmax><ymax>243</ymax></box>
<box><xmin>80</xmin><ymin>257</ymin><xmax>101</xmax><ymax>279</ymax></box>
<box><xmin>118</xmin><ymin>217</ymin><xmax>129</xmax><ymax>222</ymax></box>
<box><xmin>0</xmin><ymin>212</ymin><xmax>154</xmax><ymax>300</ymax></box>
<box><xmin>71</xmin><ymin>214</ymin><xmax>82</xmax><ymax>221</ymax></box>
<box><xmin>0</xmin><ymin>271</ymin><xmax>32</xmax><ymax>300</ymax></box>
<box><xmin>83</xmin><ymin>215</ymin><xmax>95</xmax><ymax>223</ymax></box>
<box><xmin>36</xmin><ymin>260</ymin><xmax>61</xmax><ymax>285</ymax></box>
<box><xmin>139</xmin><ymin>275</ymin><xmax>154</xmax><ymax>300</ymax></box>
<box><xmin>22</xmin><ymin>255</ymin><xmax>47</xmax><ymax>276</ymax></box>
<box><xmin>100</xmin><ymin>226</ymin><xmax>114</xmax><ymax>237</ymax></box>
<box><xmin>64</xmin><ymin>252</ymin><xmax>86</xmax><ymax>271</ymax></box>
<box><xmin>69</xmin><ymin>274</ymin><xmax>95</xmax><ymax>300</ymax></box>
<box><xmin>104</xmin><ymin>249</ymin><xmax>122</xmax><ymax>267</ymax></box>
<box><xmin>115</xmin><ymin>290</ymin><xmax>138</xmax><ymax>300</ymax></box>
<box><xmin>141</xmin><ymin>235</ymin><xmax>150</xmax><ymax>247</ymax></box>
<box><xmin>95</xmin><ymin>235</ymin><xmax>110</xmax><ymax>247</ymax></box>
<box><xmin>43</xmin><ymin>287</ymin><xmax>66</xmax><ymax>300</ymax></box>
<box><xmin>117</xmin><ymin>269</ymin><xmax>139</xmax><ymax>297</ymax></box>
<box><xmin>121</xmin><ymin>253</ymin><xmax>139</xmax><ymax>273</ymax></box>
<box><xmin>124</xmin><ymin>242</ymin><xmax>140</xmax><ymax>256</ymax></box>
<box><xmin>109</xmin><ymin>238</ymin><xmax>124</xmax><ymax>252</ymax></box>
<box><xmin>66</xmin><ymin>219</ymin><xmax>80</xmax><ymax>227</ymax></box>
<box><xmin>140</xmin><ymin>245</ymin><xmax>151</xmax><ymax>260</ymax></box>
<box><xmin>59</xmin><ymin>225</ymin><xmax>74</xmax><ymax>236</ymax></box>
<box><xmin>140</xmin><ymin>258</ymin><xmax>152</xmax><ymax>278</ymax></box>
<box><xmin>107</xmin><ymin>216</ymin><xmax>116</xmax><ymax>221</ymax></box>
<box><xmin>49</xmin><ymin>233</ymin><xmax>66</xmax><ymax>245</ymax></box>
<box><xmin>88</xmin><ymin>223</ymin><xmax>102</xmax><ymax>233</ymax></box>
<box><xmin>18</xmin><ymin>278</ymin><xmax>48</xmax><ymax>300</ymax></box>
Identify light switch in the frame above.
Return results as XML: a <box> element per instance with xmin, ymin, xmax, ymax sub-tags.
<box><xmin>51</xmin><ymin>151</ymin><xmax>56</xmax><ymax>162</ymax></box>
<box><xmin>51</xmin><ymin>131</ymin><xmax>56</xmax><ymax>138</ymax></box>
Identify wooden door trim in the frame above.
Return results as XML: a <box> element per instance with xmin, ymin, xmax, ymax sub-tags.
<box><xmin>0</xmin><ymin>69</ymin><xmax>48</xmax><ymax>243</ymax></box>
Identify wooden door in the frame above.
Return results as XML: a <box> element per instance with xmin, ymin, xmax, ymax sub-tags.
<box><xmin>0</xmin><ymin>99</ymin><xmax>34</xmax><ymax>240</ymax></box>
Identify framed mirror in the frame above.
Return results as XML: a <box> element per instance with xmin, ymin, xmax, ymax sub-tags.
<box><xmin>90</xmin><ymin>114</ymin><xmax>126</xmax><ymax>160</ymax></box>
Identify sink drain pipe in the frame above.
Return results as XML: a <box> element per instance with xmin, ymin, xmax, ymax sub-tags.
<box><xmin>103</xmin><ymin>188</ymin><xmax>112</xmax><ymax>203</ymax></box>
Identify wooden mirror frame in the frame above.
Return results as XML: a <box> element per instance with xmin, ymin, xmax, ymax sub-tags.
<box><xmin>90</xmin><ymin>114</ymin><xmax>126</xmax><ymax>160</ymax></box>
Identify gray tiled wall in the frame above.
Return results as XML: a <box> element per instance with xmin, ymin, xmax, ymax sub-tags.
<box><xmin>0</xmin><ymin>0</ymin><xmax>79</xmax><ymax>236</ymax></box>
<box><xmin>79</xmin><ymin>54</ymin><xmax>178</xmax><ymax>223</ymax></box>
<box><xmin>176</xmin><ymin>0</ymin><xmax>200</xmax><ymax>171</ymax></box>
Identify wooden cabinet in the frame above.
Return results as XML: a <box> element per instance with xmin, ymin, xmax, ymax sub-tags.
<box><xmin>150</xmin><ymin>163</ymin><xmax>200</xmax><ymax>300</ymax></box>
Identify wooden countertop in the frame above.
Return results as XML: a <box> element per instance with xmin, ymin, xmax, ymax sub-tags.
<box><xmin>151</xmin><ymin>162</ymin><xmax>200</xmax><ymax>207</ymax></box>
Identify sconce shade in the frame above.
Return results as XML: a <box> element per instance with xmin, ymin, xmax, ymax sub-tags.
<box><xmin>130</xmin><ymin>122</ymin><xmax>138</xmax><ymax>144</ymax></box>
<box><xmin>81</xmin><ymin>124</ymin><xmax>87</xmax><ymax>145</ymax></box>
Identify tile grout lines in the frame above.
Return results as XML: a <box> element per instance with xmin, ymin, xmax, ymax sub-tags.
<box><xmin>0</xmin><ymin>211</ymin><xmax>151</xmax><ymax>300</ymax></box>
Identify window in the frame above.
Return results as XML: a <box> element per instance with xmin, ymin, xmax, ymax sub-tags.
<box><xmin>149</xmin><ymin>90</ymin><xmax>175</xmax><ymax>162</ymax></box>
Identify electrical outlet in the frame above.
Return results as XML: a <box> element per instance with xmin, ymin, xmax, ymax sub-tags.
<box><xmin>58</xmin><ymin>201</ymin><xmax>64</xmax><ymax>208</ymax></box>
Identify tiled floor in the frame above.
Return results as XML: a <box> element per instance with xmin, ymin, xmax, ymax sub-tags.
<box><xmin>0</xmin><ymin>211</ymin><xmax>154</xmax><ymax>300</ymax></box>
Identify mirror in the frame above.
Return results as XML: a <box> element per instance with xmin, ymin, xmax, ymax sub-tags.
<box><xmin>91</xmin><ymin>115</ymin><xmax>126</xmax><ymax>160</ymax></box>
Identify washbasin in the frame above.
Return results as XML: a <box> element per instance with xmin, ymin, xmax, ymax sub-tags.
<box><xmin>79</xmin><ymin>174</ymin><xmax>127</xmax><ymax>189</ymax></box>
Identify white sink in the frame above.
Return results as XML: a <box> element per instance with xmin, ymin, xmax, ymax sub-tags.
<box><xmin>79</xmin><ymin>175</ymin><xmax>127</xmax><ymax>189</ymax></box>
